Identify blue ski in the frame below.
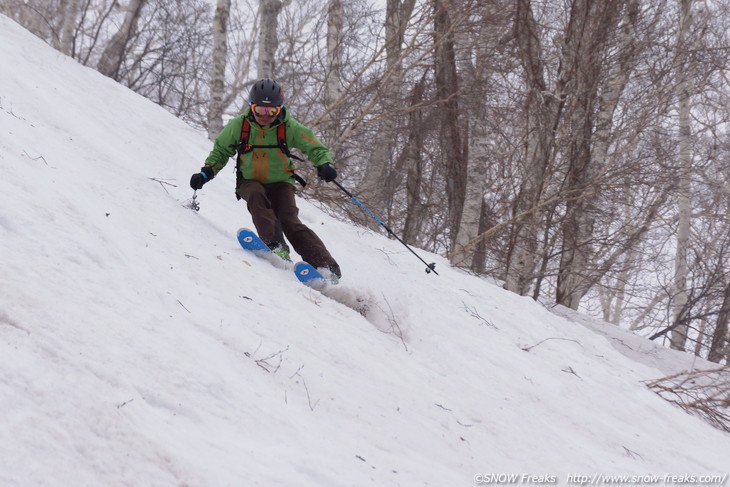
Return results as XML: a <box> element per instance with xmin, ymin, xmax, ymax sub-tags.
<box><xmin>237</xmin><ymin>228</ymin><xmax>336</xmax><ymax>287</ymax></box>
<box><xmin>294</xmin><ymin>261</ymin><xmax>326</xmax><ymax>286</ymax></box>
<box><xmin>237</xmin><ymin>228</ymin><xmax>270</xmax><ymax>253</ymax></box>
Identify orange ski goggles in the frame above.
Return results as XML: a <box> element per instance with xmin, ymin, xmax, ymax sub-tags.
<box><xmin>251</xmin><ymin>104</ymin><xmax>281</xmax><ymax>117</ymax></box>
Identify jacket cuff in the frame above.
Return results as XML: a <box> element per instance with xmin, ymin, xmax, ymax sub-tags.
<box><xmin>201</xmin><ymin>166</ymin><xmax>215</xmax><ymax>179</ymax></box>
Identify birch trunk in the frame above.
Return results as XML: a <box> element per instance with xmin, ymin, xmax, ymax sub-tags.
<box><xmin>325</xmin><ymin>0</ymin><xmax>344</xmax><ymax>110</ymax></box>
<box><xmin>433</xmin><ymin>0</ymin><xmax>466</xmax><ymax>242</ymax></box>
<box><xmin>451</xmin><ymin>15</ymin><xmax>491</xmax><ymax>271</ymax></box>
<box><xmin>670</xmin><ymin>0</ymin><xmax>693</xmax><ymax>351</ymax></box>
<box><xmin>207</xmin><ymin>0</ymin><xmax>231</xmax><ymax>140</ymax></box>
<box><xmin>319</xmin><ymin>0</ymin><xmax>345</xmax><ymax>150</ymax></box>
<box><xmin>97</xmin><ymin>0</ymin><xmax>146</xmax><ymax>80</ymax></box>
<box><xmin>709</xmin><ymin>168</ymin><xmax>730</xmax><ymax>362</ymax></box>
<box><xmin>506</xmin><ymin>0</ymin><xmax>560</xmax><ymax>295</ymax></box>
<box><xmin>452</xmin><ymin>111</ymin><xmax>488</xmax><ymax>270</ymax></box>
<box><xmin>402</xmin><ymin>78</ymin><xmax>428</xmax><ymax>244</ymax></box>
<box><xmin>257</xmin><ymin>0</ymin><xmax>290</xmax><ymax>78</ymax></box>
<box><xmin>357</xmin><ymin>0</ymin><xmax>415</xmax><ymax>227</ymax></box>
<box><xmin>55</xmin><ymin>0</ymin><xmax>80</xmax><ymax>56</ymax></box>
<box><xmin>555</xmin><ymin>1</ymin><xmax>628</xmax><ymax>309</ymax></box>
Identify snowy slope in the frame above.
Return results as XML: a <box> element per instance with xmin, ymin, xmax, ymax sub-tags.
<box><xmin>1</xmin><ymin>14</ymin><xmax>728</xmax><ymax>487</ymax></box>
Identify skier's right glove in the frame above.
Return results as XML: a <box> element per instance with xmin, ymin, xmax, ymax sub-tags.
<box><xmin>190</xmin><ymin>166</ymin><xmax>214</xmax><ymax>190</ymax></box>
<box><xmin>317</xmin><ymin>163</ymin><xmax>337</xmax><ymax>182</ymax></box>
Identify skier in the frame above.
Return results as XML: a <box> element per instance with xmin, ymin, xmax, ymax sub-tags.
<box><xmin>190</xmin><ymin>78</ymin><xmax>341</xmax><ymax>280</ymax></box>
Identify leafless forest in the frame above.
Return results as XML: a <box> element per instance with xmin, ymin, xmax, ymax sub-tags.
<box><xmin>3</xmin><ymin>0</ymin><xmax>730</xmax><ymax>364</ymax></box>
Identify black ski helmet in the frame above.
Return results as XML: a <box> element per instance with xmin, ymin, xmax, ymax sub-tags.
<box><xmin>248</xmin><ymin>78</ymin><xmax>284</xmax><ymax>106</ymax></box>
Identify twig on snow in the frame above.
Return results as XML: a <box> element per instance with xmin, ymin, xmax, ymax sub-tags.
<box><xmin>521</xmin><ymin>337</ymin><xmax>581</xmax><ymax>352</ymax></box>
<box><xmin>148</xmin><ymin>177</ymin><xmax>177</xmax><ymax>194</ymax></box>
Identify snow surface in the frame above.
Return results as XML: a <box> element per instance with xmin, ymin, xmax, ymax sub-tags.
<box><xmin>1</xmin><ymin>14</ymin><xmax>729</xmax><ymax>487</ymax></box>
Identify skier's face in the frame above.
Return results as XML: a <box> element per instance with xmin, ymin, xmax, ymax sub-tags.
<box><xmin>253</xmin><ymin>112</ymin><xmax>277</xmax><ymax>126</ymax></box>
<box><xmin>252</xmin><ymin>104</ymin><xmax>280</xmax><ymax>126</ymax></box>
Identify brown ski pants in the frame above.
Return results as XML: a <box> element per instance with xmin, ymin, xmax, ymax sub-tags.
<box><xmin>237</xmin><ymin>180</ymin><xmax>337</xmax><ymax>269</ymax></box>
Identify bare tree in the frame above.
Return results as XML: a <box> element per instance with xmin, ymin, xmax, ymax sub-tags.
<box><xmin>324</xmin><ymin>0</ymin><xmax>344</xmax><ymax>109</ymax></box>
<box><xmin>97</xmin><ymin>0</ymin><xmax>146</xmax><ymax>80</ymax></box>
<box><xmin>208</xmin><ymin>0</ymin><xmax>232</xmax><ymax>139</ymax></box>
<box><xmin>257</xmin><ymin>0</ymin><xmax>291</xmax><ymax>78</ymax></box>
<box><xmin>433</xmin><ymin>0</ymin><xmax>466</xmax><ymax>243</ymax></box>
<box><xmin>451</xmin><ymin>1</ymin><xmax>505</xmax><ymax>271</ymax></box>
<box><xmin>54</xmin><ymin>0</ymin><xmax>81</xmax><ymax>56</ymax></box>
<box><xmin>554</xmin><ymin>1</ymin><xmax>626</xmax><ymax>310</ymax></box>
<box><xmin>356</xmin><ymin>0</ymin><xmax>416</xmax><ymax>226</ymax></box>
<box><xmin>709</xmin><ymin>283</ymin><xmax>730</xmax><ymax>363</ymax></box>
<box><xmin>402</xmin><ymin>76</ymin><xmax>430</xmax><ymax>244</ymax></box>
<box><xmin>505</xmin><ymin>0</ymin><xmax>561</xmax><ymax>295</ymax></box>
<box><xmin>670</xmin><ymin>0</ymin><xmax>694</xmax><ymax>351</ymax></box>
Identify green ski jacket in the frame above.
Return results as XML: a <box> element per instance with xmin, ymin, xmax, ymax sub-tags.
<box><xmin>203</xmin><ymin>107</ymin><xmax>333</xmax><ymax>185</ymax></box>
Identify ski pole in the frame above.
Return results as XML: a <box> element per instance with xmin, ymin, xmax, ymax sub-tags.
<box><xmin>331</xmin><ymin>180</ymin><xmax>438</xmax><ymax>275</ymax></box>
<box><xmin>188</xmin><ymin>190</ymin><xmax>200</xmax><ymax>212</ymax></box>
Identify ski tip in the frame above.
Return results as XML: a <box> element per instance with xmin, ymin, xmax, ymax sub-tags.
<box><xmin>237</xmin><ymin>228</ymin><xmax>270</xmax><ymax>252</ymax></box>
<box><xmin>294</xmin><ymin>261</ymin><xmax>339</xmax><ymax>286</ymax></box>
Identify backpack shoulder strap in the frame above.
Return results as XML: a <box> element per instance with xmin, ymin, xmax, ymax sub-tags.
<box><xmin>233</xmin><ymin>117</ymin><xmax>252</xmax><ymax>198</ymax></box>
<box><xmin>237</xmin><ymin>117</ymin><xmax>252</xmax><ymax>155</ymax></box>
<box><xmin>275</xmin><ymin>122</ymin><xmax>307</xmax><ymax>187</ymax></box>
<box><xmin>275</xmin><ymin>124</ymin><xmax>291</xmax><ymax>158</ymax></box>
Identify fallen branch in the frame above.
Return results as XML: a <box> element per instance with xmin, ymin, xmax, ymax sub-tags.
<box><xmin>23</xmin><ymin>150</ymin><xmax>48</xmax><ymax>165</ymax></box>
<box><xmin>521</xmin><ymin>337</ymin><xmax>581</xmax><ymax>352</ymax></box>
<box><xmin>248</xmin><ymin>345</ymin><xmax>290</xmax><ymax>374</ymax></box>
<box><xmin>176</xmin><ymin>299</ymin><xmax>191</xmax><ymax>313</ymax></box>
<box><xmin>375</xmin><ymin>294</ymin><xmax>408</xmax><ymax>351</ymax></box>
<box><xmin>645</xmin><ymin>367</ymin><xmax>730</xmax><ymax>433</ymax></box>
<box><xmin>148</xmin><ymin>177</ymin><xmax>177</xmax><ymax>194</ymax></box>
<box><xmin>461</xmin><ymin>301</ymin><xmax>498</xmax><ymax>329</ymax></box>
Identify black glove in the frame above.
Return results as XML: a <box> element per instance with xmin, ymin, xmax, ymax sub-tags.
<box><xmin>317</xmin><ymin>163</ymin><xmax>337</xmax><ymax>182</ymax></box>
<box><xmin>190</xmin><ymin>166</ymin><xmax>214</xmax><ymax>190</ymax></box>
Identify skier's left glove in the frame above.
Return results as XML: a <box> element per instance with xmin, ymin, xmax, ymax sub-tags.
<box><xmin>190</xmin><ymin>166</ymin><xmax>214</xmax><ymax>190</ymax></box>
<box><xmin>317</xmin><ymin>163</ymin><xmax>337</xmax><ymax>182</ymax></box>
